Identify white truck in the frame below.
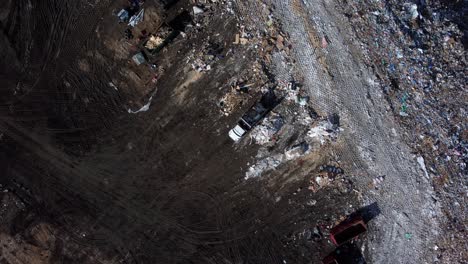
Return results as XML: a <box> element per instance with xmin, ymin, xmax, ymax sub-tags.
<box><xmin>229</xmin><ymin>90</ymin><xmax>280</xmax><ymax>141</ymax></box>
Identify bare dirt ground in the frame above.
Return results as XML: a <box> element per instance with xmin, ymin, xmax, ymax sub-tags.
<box><xmin>235</xmin><ymin>1</ymin><xmax>441</xmax><ymax>263</ymax></box>
<box><xmin>0</xmin><ymin>0</ymin><xmax>466</xmax><ymax>263</ymax></box>
<box><xmin>1</xmin><ymin>0</ymin><xmax>361</xmax><ymax>263</ymax></box>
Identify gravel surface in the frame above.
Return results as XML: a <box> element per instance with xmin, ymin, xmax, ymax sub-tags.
<box><xmin>237</xmin><ymin>0</ymin><xmax>444</xmax><ymax>262</ymax></box>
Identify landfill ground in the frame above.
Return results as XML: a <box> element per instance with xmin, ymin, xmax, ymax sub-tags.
<box><xmin>0</xmin><ymin>0</ymin><xmax>466</xmax><ymax>263</ymax></box>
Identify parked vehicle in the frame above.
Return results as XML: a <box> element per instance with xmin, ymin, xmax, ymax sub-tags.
<box><xmin>229</xmin><ymin>90</ymin><xmax>280</xmax><ymax>141</ymax></box>
<box><xmin>330</xmin><ymin>215</ymin><xmax>367</xmax><ymax>246</ymax></box>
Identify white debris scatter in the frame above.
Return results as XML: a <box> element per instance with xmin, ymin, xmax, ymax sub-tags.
<box><xmin>193</xmin><ymin>6</ymin><xmax>204</xmax><ymax>15</ymax></box>
<box><xmin>306</xmin><ymin>121</ymin><xmax>331</xmax><ymax>144</ymax></box>
<box><xmin>373</xmin><ymin>175</ymin><xmax>386</xmax><ymax>189</ymax></box>
<box><xmin>408</xmin><ymin>4</ymin><xmax>419</xmax><ymax>20</ymax></box>
<box><xmin>284</xmin><ymin>143</ymin><xmax>309</xmax><ymax>160</ymax></box>
<box><xmin>128</xmin><ymin>95</ymin><xmax>153</xmax><ymax>114</ymax></box>
<box><xmin>246</xmin><ymin>143</ymin><xmax>309</xmax><ymax>179</ymax></box>
<box><xmin>128</xmin><ymin>8</ymin><xmax>144</xmax><ymax>27</ymax></box>
<box><xmin>245</xmin><ymin>154</ymin><xmax>283</xmax><ymax>179</ymax></box>
<box><xmin>246</xmin><ymin>118</ymin><xmax>339</xmax><ymax>179</ymax></box>
<box><xmin>250</xmin><ymin>113</ymin><xmax>284</xmax><ymax>145</ymax></box>
<box><xmin>250</xmin><ymin>125</ymin><xmax>272</xmax><ymax>145</ymax></box>
<box><xmin>417</xmin><ymin>156</ymin><xmax>429</xmax><ymax>179</ymax></box>
<box><xmin>108</xmin><ymin>82</ymin><xmax>118</xmax><ymax>91</ymax></box>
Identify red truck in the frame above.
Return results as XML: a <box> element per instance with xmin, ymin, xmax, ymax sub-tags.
<box><xmin>330</xmin><ymin>215</ymin><xmax>367</xmax><ymax>246</ymax></box>
<box><xmin>322</xmin><ymin>215</ymin><xmax>367</xmax><ymax>264</ymax></box>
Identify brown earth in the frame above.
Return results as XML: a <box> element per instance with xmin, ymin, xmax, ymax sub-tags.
<box><xmin>0</xmin><ymin>0</ymin><xmax>362</xmax><ymax>263</ymax></box>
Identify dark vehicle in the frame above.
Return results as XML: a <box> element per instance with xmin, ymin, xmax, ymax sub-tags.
<box><xmin>229</xmin><ymin>90</ymin><xmax>280</xmax><ymax>141</ymax></box>
<box><xmin>330</xmin><ymin>215</ymin><xmax>367</xmax><ymax>246</ymax></box>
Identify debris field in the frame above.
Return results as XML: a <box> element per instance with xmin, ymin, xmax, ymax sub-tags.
<box><xmin>0</xmin><ymin>0</ymin><xmax>466</xmax><ymax>263</ymax></box>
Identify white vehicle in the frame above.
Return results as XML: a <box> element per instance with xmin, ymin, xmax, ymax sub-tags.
<box><xmin>228</xmin><ymin>124</ymin><xmax>247</xmax><ymax>141</ymax></box>
<box><xmin>228</xmin><ymin>91</ymin><xmax>280</xmax><ymax>141</ymax></box>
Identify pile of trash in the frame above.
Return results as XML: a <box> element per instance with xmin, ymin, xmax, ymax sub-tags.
<box><xmin>189</xmin><ymin>41</ymin><xmax>224</xmax><ymax>72</ymax></box>
<box><xmin>190</xmin><ymin>0</ymin><xmax>236</xmax><ymax>27</ymax></box>
<box><xmin>116</xmin><ymin>0</ymin><xmax>145</xmax><ymax>27</ymax></box>
<box><xmin>144</xmin><ymin>26</ymin><xmax>173</xmax><ymax>50</ymax></box>
<box><xmin>244</xmin><ymin>110</ymin><xmax>342</xmax><ymax>179</ymax></box>
<box><xmin>340</xmin><ymin>0</ymin><xmax>466</xmax><ymax>175</ymax></box>
<box><xmin>250</xmin><ymin>112</ymin><xmax>284</xmax><ymax>145</ymax></box>
<box><xmin>245</xmin><ymin>154</ymin><xmax>283</xmax><ymax>179</ymax></box>
<box><xmin>245</xmin><ymin>142</ymin><xmax>310</xmax><ymax>179</ymax></box>
<box><xmin>305</xmin><ymin>115</ymin><xmax>340</xmax><ymax>145</ymax></box>
<box><xmin>308</xmin><ymin>165</ymin><xmax>350</xmax><ymax>193</ymax></box>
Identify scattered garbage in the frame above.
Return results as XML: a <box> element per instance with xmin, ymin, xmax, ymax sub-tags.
<box><xmin>190</xmin><ymin>41</ymin><xmax>225</xmax><ymax>72</ymax></box>
<box><xmin>307</xmin><ymin>226</ymin><xmax>323</xmax><ymax>241</ymax></box>
<box><xmin>287</xmin><ymin>81</ymin><xmax>299</xmax><ymax>91</ymax></box>
<box><xmin>327</xmin><ymin>113</ymin><xmax>340</xmax><ymax>130</ymax></box>
<box><xmin>417</xmin><ymin>156</ymin><xmax>429</xmax><ymax>179</ymax></box>
<box><xmin>143</xmin><ymin>24</ymin><xmax>178</xmax><ymax>55</ymax></box>
<box><xmin>308</xmin><ymin>107</ymin><xmax>319</xmax><ymax>119</ymax></box>
<box><xmin>108</xmin><ymin>82</ymin><xmax>118</xmax><ymax>91</ymax></box>
<box><xmin>132</xmin><ymin>52</ymin><xmax>146</xmax><ymax>65</ymax></box>
<box><xmin>306</xmin><ymin>121</ymin><xmax>334</xmax><ymax>145</ymax></box>
<box><xmin>128</xmin><ymin>95</ymin><xmax>153</xmax><ymax>114</ymax></box>
<box><xmin>407</xmin><ymin>4</ymin><xmax>419</xmax><ymax>20</ymax></box>
<box><xmin>117</xmin><ymin>9</ymin><xmax>129</xmax><ymax>22</ymax></box>
<box><xmin>128</xmin><ymin>8</ymin><xmax>145</xmax><ymax>27</ymax></box>
<box><xmin>234</xmin><ymin>34</ymin><xmax>249</xmax><ymax>45</ymax></box>
<box><xmin>250</xmin><ymin>113</ymin><xmax>284</xmax><ymax>145</ymax></box>
<box><xmin>319</xmin><ymin>165</ymin><xmax>344</xmax><ymax>177</ymax></box>
<box><xmin>321</xmin><ymin>36</ymin><xmax>328</xmax><ymax>49</ymax></box>
<box><xmin>285</xmin><ymin>142</ymin><xmax>309</xmax><ymax>160</ymax></box>
<box><xmin>298</xmin><ymin>95</ymin><xmax>309</xmax><ymax>106</ymax></box>
<box><xmin>372</xmin><ymin>175</ymin><xmax>386</xmax><ymax>189</ymax></box>
<box><xmin>245</xmin><ymin>155</ymin><xmax>283</xmax><ymax>179</ymax></box>
<box><xmin>193</xmin><ymin>6</ymin><xmax>204</xmax><ymax>15</ymax></box>
<box><xmin>340</xmin><ymin>6</ymin><xmax>467</xmax><ymax>252</ymax></box>
<box><xmin>145</xmin><ymin>35</ymin><xmax>164</xmax><ymax>49</ymax></box>
<box><xmin>399</xmin><ymin>93</ymin><xmax>409</xmax><ymax>117</ymax></box>
<box><xmin>308</xmin><ymin>175</ymin><xmax>331</xmax><ymax>193</ymax></box>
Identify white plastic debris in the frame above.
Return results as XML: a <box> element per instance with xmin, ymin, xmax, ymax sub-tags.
<box><xmin>128</xmin><ymin>95</ymin><xmax>153</xmax><ymax>114</ymax></box>
<box><xmin>108</xmin><ymin>82</ymin><xmax>118</xmax><ymax>91</ymax></box>
<box><xmin>409</xmin><ymin>4</ymin><xmax>419</xmax><ymax>20</ymax></box>
<box><xmin>417</xmin><ymin>156</ymin><xmax>429</xmax><ymax>179</ymax></box>
<box><xmin>306</xmin><ymin>121</ymin><xmax>331</xmax><ymax>144</ymax></box>
<box><xmin>285</xmin><ymin>143</ymin><xmax>309</xmax><ymax>161</ymax></box>
<box><xmin>193</xmin><ymin>6</ymin><xmax>204</xmax><ymax>15</ymax></box>
<box><xmin>250</xmin><ymin>114</ymin><xmax>284</xmax><ymax>145</ymax></box>
<box><xmin>128</xmin><ymin>9</ymin><xmax>144</xmax><ymax>27</ymax></box>
<box><xmin>245</xmin><ymin>155</ymin><xmax>283</xmax><ymax>179</ymax></box>
<box><xmin>250</xmin><ymin>125</ymin><xmax>272</xmax><ymax>144</ymax></box>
